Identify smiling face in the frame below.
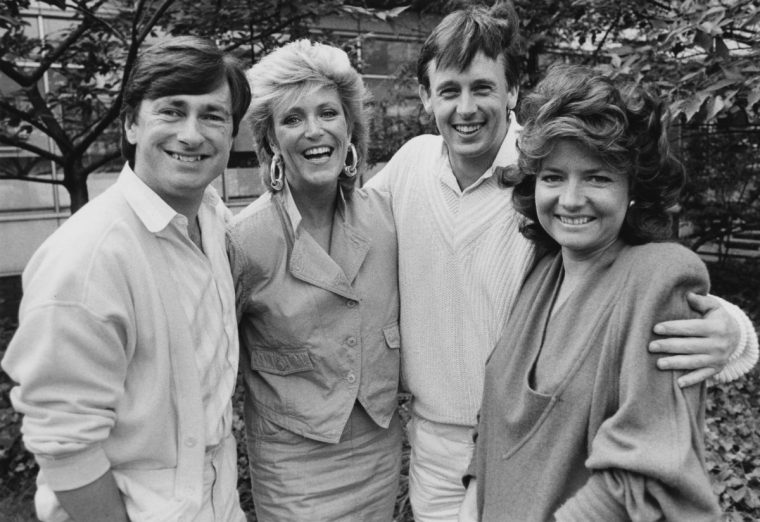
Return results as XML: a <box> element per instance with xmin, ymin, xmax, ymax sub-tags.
<box><xmin>419</xmin><ymin>52</ymin><xmax>517</xmax><ymax>180</ymax></box>
<box><xmin>271</xmin><ymin>84</ymin><xmax>350</xmax><ymax>196</ymax></box>
<box><xmin>535</xmin><ymin>139</ymin><xmax>630</xmax><ymax>261</ymax></box>
<box><xmin>125</xmin><ymin>82</ymin><xmax>234</xmax><ymax>213</ymax></box>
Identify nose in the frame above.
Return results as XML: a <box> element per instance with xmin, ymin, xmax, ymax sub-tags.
<box><xmin>457</xmin><ymin>91</ymin><xmax>476</xmax><ymax>117</ymax></box>
<box><xmin>304</xmin><ymin>115</ymin><xmax>323</xmax><ymax>139</ymax></box>
<box><xmin>559</xmin><ymin>179</ymin><xmax>584</xmax><ymax>209</ymax></box>
<box><xmin>177</xmin><ymin>116</ymin><xmax>203</xmax><ymax>146</ymax></box>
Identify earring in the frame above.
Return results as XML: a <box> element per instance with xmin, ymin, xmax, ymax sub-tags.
<box><xmin>343</xmin><ymin>143</ymin><xmax>358</xmax><ymax>178</ymax></box>
<box><xmin>269</xmin><ymin>153</ymin><xmax>284</xmax><ymax>191</ymax></box>
<box><xmin>628</xmin><ymin>199</ymin><xmax>636</xmax><ymax>208</ymax></box>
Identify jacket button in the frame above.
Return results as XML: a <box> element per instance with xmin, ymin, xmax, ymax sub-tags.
<box><xmin>346</xmin><ymin>299</ymin><xmax>358</xmax><ymax>308</ymax></box>
<box><xmin>185</xmin><ymin>437</ymin><xmax>197</xmax><ymax>448</ymax></box>
<box><xmin>346</xmin><ymin>336</ymin><xmax>357</xmax><ymax>347</ymax></box>
<box><xmin>346</xmin><ymin>372</ymin><xmax>356</xmax><ymax>384</ymax></box>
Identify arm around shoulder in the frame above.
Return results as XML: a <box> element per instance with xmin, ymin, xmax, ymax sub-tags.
<box><xmin>557</xmin><ymin>247</ymin><xmax>720</xmax><ymax>521</ymax></box>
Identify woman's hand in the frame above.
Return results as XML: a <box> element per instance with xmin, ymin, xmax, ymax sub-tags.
<box><xmin>458</xmin><ymin>478</ymin><xmax>478</xmax><ymax>522</ymax></box>
<box><xmin>649</xmin><ymin>293</ymin><xmax>738</xmax><ymax>387</ymax></box>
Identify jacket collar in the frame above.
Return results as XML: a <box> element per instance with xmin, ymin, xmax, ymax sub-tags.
<box><xmin>274</xmin><ymin>184</ymin><xmax>369</xmax><ymax>299</ymax></box>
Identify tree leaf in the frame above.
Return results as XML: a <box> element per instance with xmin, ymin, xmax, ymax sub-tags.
<box><xmin>715</xmin><ymin>37</ymin><xmax>730</xmax><ymax>59</ymax></box>
<box><xmin>694</xmin><ymin>29</ymin><xmax>713</xmax><ymax>52</ymax></box>
<box><xmin>748</xmin><ymin>88</ymin><xmax>760</xmax><ymax>111</ymax></box>
<box><xmin>704</xmin><ymin>95</ymin><xmax>725</xmax><ymax>121</ymax></box>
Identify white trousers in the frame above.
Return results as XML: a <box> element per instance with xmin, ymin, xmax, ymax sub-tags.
<box><xmin>408</xmin><ymin>414</ymin><xmax>475</xmax><ymax>522</ymax></box>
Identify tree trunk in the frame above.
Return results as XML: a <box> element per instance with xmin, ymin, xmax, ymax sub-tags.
<box><xmin>64</xmin><ymin>164</ymin><xmax>90</xmax><ymax>214</ymax></box>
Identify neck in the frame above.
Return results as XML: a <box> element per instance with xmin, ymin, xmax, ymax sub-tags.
<box><xmin>289</xmin><ymin>183</ymin><xmax>338</xmax><ymax>230</ymax></box>
<box><xmin>560</xmin><ymin>239</ymin><xmax>624</xmax><ymax>281</ymax></box>
<box><xmin>448</xmin><ymin>122</ymin><xmax>509</xmax><ymax>191</ymax></box>
<box><xmin>450</xmin><ymin>155</ymin><xmax>494</xmax><ymax>191</ymax></box>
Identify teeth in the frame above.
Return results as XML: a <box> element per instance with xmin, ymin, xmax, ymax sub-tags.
<box><xmin>170</xmin><ymin>153</ymin><xmax>203</xmax><ymax>162</ymax></box>
<box><xmin>454</xmin><ymin>124</ymin><xmax>481</xmax><ymax>134</ymax></box>
<box><xmin>559</xmin><ymin>216</ymin><xmax>592</xmax><ymax>225</ymax></box>
<box><xmin>303</xmin><ymin>146</ymin><xmax>331</xmax><ymax>157</ymax></box>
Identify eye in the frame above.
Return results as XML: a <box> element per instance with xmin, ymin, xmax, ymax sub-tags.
<box><xmin>587</xmin><ymin>175</ymin><xmax>613</xmax><ymax>185</ymax></box>
<box><xmin>538</xmin><ymin>173</ymin><xmax>563</xmax><ymax>184</ymax></box>
<box><xmin>439</xmin><ymin>87</ymin><xmax>459</xmax><ymax>99</ymax></box>
<box><xmin>159</xmin><ymin>108</ymin><xmax>182</xmax><ymax>118</ymax></box>
<box><xmin>203</xmin><ymin>112</ymin><xmax>228</xmax><ymax>123</ymax></box>
<box><xmin>473</xmin><ymin>84</ymin><xmax>493</xmax><ymax>95</ymax></box>
<box><xmin>282</xmin><ymin>114</ymin><xmax>302</xmax><ymax>126</ymax></box>
<box><xmin>321</xmin><ymin>108</ymin><xmax>339</xmax><ymax>119</ymax></box>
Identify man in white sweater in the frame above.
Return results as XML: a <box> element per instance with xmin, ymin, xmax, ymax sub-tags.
<box><xmin>368</xmin><ymin>3</ymin><xmax>758</xmax><ymax>521</ymax></box>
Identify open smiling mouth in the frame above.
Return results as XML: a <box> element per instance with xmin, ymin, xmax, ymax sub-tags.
<box><xmin>169</xmin><ymin>152</ymin><xmax>206</xmax><ymax>162</ymax></box>
<box><xmin>557</xmin><ymin>216</ymin><xmax>594</xmax><ymax>225</ymax></box>
<box><xmin>303</xmin><ymin>146</ymin><xmax>333</xmax><ymax>160</ymax></box>
<box><xmin>453</xmin><ymin>124</ymin><xmax>483</xmax><ymax>135</ymax></box>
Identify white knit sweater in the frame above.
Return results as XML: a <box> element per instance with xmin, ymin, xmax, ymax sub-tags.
<box><xmin>369</xmin><ymin>119</ymin><xmax>534</xmax><ymax>426</ymax></box>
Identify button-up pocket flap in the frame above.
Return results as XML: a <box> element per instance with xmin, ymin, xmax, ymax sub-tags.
<box><xmin>383</xmin><ymin>324</ymin><xmax>401</xmax><ymax>349</ymax></box>
<box><xmin>249</xmin><ymin>349</ymin><xmax>314</xmax><ymax>375</ymax></box>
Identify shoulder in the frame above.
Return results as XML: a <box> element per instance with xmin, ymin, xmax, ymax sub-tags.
<box><xmin>348</xmin><ymin>187</ymin><xmax>395</xmax><ymax>235</ymax></box>
<box><xmin>393</xmin><ymin>134</ymin><xmax>443</xmax><ymax>163</ymax></box>
<box><xmin>615</xmin><ymin>243</ymin><xmax>709</xmax><ymax>319</ymax></box>
<box><xmin>227</xmin><ymin>193</ymin><xmax>286</xmax><ymax>275</ymax></box>
<box><xmin>22</xmin><ymin>188</ymin><xmax>150</xmax><ymax>308</ymax></box>
<box><xmin>622</xmin><ymin>242</ymin><xmax>708</xmax><ymax>285</ymax></box>
<box><xmin>229</xmin><ymin>192</ymin><xmax>278</xmax><ymax>232</ymax></box>
<box><xmin>370</xmin><ymin>134</ymin><xmax>443</xmax><ymax>191</ymax></box>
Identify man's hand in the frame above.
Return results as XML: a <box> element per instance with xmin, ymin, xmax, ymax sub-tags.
<box><xmin>56</xmin><ymin>470</ymin><xmax>129</xmax><ymax>522</ymax></box>
<box><xmin>649</xmin><ymin>293</ymin><xmax>738</xmax><ymax>388</ymax></box>
<box><xmin>458</xmin><ymin>478</ymin><xmax>479</xmax><ymax>522</ymax></box>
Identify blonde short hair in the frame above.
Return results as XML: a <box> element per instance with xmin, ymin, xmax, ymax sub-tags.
<box><xmin>246</xmin><ymin>40</ymin><xmax>370</xmax><ymax>194</ymax></box>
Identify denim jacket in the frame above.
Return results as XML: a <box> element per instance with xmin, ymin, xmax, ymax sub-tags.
<box><xmin>228</xmin><ymin>184</ymin><xmax>400</xmax><ymax>443</ymax></box>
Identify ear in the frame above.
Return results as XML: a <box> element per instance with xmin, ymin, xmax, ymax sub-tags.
<box><xmin>124</xmin><ymin>112</ymin><xmax>137</xmax><ymax>145</ymax></box>
<box><xmin>418</xmin><ymin>84</ymin><xmax>433</xmax><ymax>114</ymax></box>
<box><xmin>506</xmin><ymin>86</ymin><xmax>519</xmax><ymax>111</ymax></box>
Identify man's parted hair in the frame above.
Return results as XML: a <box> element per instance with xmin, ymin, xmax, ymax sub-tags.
<box><xmin>120</xmin><ymin>36</ymin><xmax>251</xmax><ymax>166</ymax></box>
<box><xmin>509</xmin><ymin>64</ymin><xmax>685</xmax><ymax>252</ymax></box>
<box><xmin>416</xmin><ymin>0</ymin><xmax>522</xmax><ymax>92</ymax></box>
<box><xmin>245</xmin><ymin>39</ymin><xmax>370</xmax><ymax>195</ymax></box>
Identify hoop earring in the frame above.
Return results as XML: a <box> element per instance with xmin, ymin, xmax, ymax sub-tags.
<box><xmin>269</xmin><ymin>153</ymin><xmax>284</xmax><ymax>191</ymax></box>
<box><xmin>343</xmin><ymin>143</ymin><xmax>358</xmax><ymax>178</ymax></box>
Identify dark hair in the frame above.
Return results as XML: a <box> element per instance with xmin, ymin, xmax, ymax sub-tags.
<box><xmin>245</xmin><ymin>39</ymin><xmax>370</xmax><ymax>196</ymax></box>
<box><xmin>417</xmin><ymin>0</ymin><xmax>522</xmax><ymax>91</ymax></box>
<box><xmin>509</xmin><ymin>64</ymin><xmax>684</xmax><ymax>251</ymax></box>
<box><xmin>120</xmin><ymin>36</ymin><xmax>251</xmax><ymax>166</ymax></box>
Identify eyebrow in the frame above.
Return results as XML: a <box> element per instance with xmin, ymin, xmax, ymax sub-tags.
<box><xmin>163</xmin><ymin>98</ymin><xmax>231</xmax><ymax>116</ymax></box>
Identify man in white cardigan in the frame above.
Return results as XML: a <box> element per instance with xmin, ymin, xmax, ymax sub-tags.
<box><xmin>3</xmin><ymin>37</ymin><xmax>251</xmax><ymax>522</ymax></box>
<box><xmin>368</xmin><ymin>3</ymin><xmax>758</xmax><ymax>521</ymax></box>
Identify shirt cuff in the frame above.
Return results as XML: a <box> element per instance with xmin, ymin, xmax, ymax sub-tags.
<box><xmin>35</xmin><ymin>445</ymin><xmax>111</xmax><ymax>491</ymax></box>
<box><xmin>554</xmin><ymin>474</ymin><xmax>627</xmax><ymax>522</ymax></box>
<box><xmin>710</xmin><ymin>295</ymin><xmax>758</xmax><ymax>383</ymax></box>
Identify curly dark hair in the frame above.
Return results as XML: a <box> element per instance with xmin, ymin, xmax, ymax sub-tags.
<box><xmin>507</xmin><ymin>64</ymin><xmax>684</xmax><ymax>252</ymax></box>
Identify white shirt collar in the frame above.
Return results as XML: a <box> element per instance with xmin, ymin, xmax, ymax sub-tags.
<box><xmin>117</xmin><ymin>162</ymin><xmax>225</xmax><ymax>234</ymax></box>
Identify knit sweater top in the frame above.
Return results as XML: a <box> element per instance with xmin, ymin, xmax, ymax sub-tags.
<box><xmin>369</xmin><ymin>118</ymin><xmax>534</xmax><ymax>426</ymax></box>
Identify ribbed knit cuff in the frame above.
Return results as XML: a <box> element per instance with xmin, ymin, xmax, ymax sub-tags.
<box><xmin>710</xmin><ymin>295</ymin><xmax>758</xmax><ymax>384</ymax></box>
<box><xmin>36</xmin><ymin>444</ymin><xmax>111</xmax><ymax>491</ymax></box>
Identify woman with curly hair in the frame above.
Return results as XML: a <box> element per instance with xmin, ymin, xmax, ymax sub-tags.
<box><xmin>459</xmin><ymin>65</ymin><xmax>721</xmax><ymax>521</ymax></box>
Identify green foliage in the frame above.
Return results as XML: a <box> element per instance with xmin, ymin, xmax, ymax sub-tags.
<box><xmin>0</xmin><ymin>317</ymin><xmax>35</xmax><ymax>522</ymax></box>
<box><xmin>706</xmin><ymin>372</ymin><xmax>760</xmax><ymax>520</ymax></box>
<box><xmin>679</xmin><ymin>124</ymin><xmax>760</xmax><ymax>257</ymax></box>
